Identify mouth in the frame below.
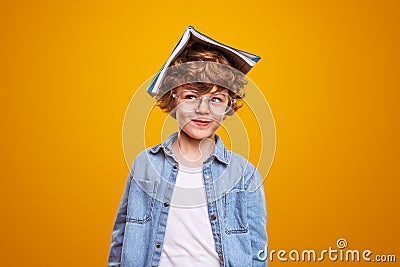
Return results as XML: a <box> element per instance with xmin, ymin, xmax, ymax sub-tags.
<box><xmin>191</xmin><ymin>118</ymin><xmax>213</xmax><ymax>127</ymax></box>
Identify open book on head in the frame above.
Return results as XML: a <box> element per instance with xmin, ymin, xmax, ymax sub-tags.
<box><xmin>146</xmin><ymin>25</ymin><xmax>261</xmax><ymax>98</ymax></box>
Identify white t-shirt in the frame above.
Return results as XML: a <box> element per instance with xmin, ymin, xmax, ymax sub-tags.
<box><xmin>159</xmin><ymin>165</ymin><xmax>220</xmax><ymax>267</ymax></box>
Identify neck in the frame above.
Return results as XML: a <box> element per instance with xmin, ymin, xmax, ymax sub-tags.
<box><xmin>172</xmin><ymin>131</ymin><xmax>216</xmax><ymax>167</ymax></box>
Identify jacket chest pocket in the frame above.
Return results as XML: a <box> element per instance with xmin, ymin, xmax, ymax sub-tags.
<box><xmin>127</xmin><ymin>179</ymin><xmax>158</xmax><ymax>224</ymax></box>
<box><xmin>223</xmin><ymin>189</ymin><xmax>248</xmax><ymax>234</ymax></box>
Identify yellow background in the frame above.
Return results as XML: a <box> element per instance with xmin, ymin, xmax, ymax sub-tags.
<box><xmin>1</xmin><ymin>0</ymin><xmax>399</xmax><ymax>266</ymax></box>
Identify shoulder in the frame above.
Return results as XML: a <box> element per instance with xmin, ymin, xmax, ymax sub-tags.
<box><xmin>229</xmin><ymin>151</ymin><xmax>263</xmax><ymax>192</ymax></box>
<box><xmin>229</xmin><ymin>151</ymin><xmax>257</xmax><ymax>175</ymax></box>
<box><xmin>129</xmin><ymin>132</ymin><xmax>177</xmax><ymax>172</ymax></box>
<box><xmin>129</xmin><ymin>145</ymin><xmax>165</xmax><ymax>170</ymax></box>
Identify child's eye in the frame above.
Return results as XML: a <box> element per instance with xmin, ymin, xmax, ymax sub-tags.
<box><xmin>210</xmin><ymin>96</ymin><xmax>225</xmax><ymax>103</ymax></box>
<box><xmin>183</xmin><ymin>94</ymin><xmax>198</xmax><ymax>100</ymax></box>
<box><xmin>211</xmin><ymin>97</ymin><xmax>222</xmax><ymax>103</ymax></box>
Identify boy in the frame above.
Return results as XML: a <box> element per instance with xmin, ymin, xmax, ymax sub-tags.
<box><xmin>108</xmin><ymin>36</ymin><xmax>268</xmax><ymax>266</ymax></box>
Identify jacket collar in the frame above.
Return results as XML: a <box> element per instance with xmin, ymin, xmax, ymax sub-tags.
<box><xmin>149</xmin><ymin>132</ymin><xmax>231</xmax><ymax>165</ymax></box>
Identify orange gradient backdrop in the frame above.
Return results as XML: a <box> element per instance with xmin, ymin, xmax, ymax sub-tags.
<box><xmin>1</xmin><ymin>0</ymin><xmax>399</xmax><ymax>266</ymax></box>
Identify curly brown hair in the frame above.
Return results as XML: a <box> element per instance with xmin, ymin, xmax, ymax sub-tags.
<box><xmin>156</xmin><ymin>43</ymin><xmax>246</xmax><ymax>116</ymax></box>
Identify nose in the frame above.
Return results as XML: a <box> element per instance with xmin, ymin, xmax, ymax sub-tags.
<box><xmin>195</xmin><ymin>97</ymin><xmax>210</xmax><ymax>114</ymax></box>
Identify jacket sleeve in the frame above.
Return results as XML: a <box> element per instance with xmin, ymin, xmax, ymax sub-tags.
<box><xmin>247</xmin><ymin>169</ymin><xmax>268</xmax><ymax>266</ymax></box>
<box><xmin>108</xmin><ymin>171</ymin><xmax>132</xmax><ymax>267</ymax></box>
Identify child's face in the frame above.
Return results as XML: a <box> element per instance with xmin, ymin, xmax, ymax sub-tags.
<box><xmin>174</xmin><ymin>85</ymin><xmax>227</xmax><ymax>141</ymax></box>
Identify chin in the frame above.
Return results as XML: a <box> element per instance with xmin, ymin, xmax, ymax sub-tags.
<box><xmin>187</xmin><ymin>132</ymin><xmax>214</xmax><ymax>140</ymax></box>
<box><xmin>181</xmin><ymin>128</ymin><xmax>215</xmax><ymax>141</ymax></box>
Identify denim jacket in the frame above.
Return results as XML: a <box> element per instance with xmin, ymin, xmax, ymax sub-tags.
<box><xmin>108</xmin><ymin>132</ymin><xmax>268</xmax><ymax>266</ymax></box>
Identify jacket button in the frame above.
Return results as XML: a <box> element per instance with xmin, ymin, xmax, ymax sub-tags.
<box><xmin>211</xmin><ymin>214</ymin><xmax>217</xmax><ymax>220</ymax></box>
<box><xmin>173</xmin><ymin>164</ymin><xmax>178</xmax><ymax>169</ymax></box>
<box><xmin>204</xmin><ymin>174</ymin><xmax>210</xmax><ymax>180</ymax></box>
<box><xmin>155</xmin><ymin>243</ymin><xmax>161</xmax><ymax>248</ymax></box>
<box><xmin>164</xmin><ymin>202</ymin><xmax>169</xmax><ymax>207</ymax></box>
<box><xmin>219</xmin><ymin>255</ymin><xmax>223</xmax><ymax>261</ymax></box>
